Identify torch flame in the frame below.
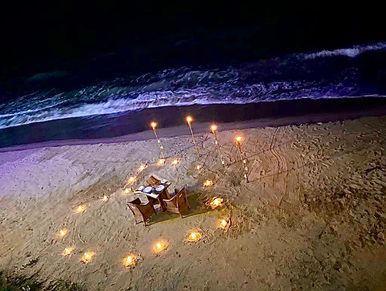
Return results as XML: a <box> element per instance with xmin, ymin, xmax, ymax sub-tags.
<box><xmin>235</xmin><ymin>136</ymin><xmax>242</xmax><ymax>143</ymax></box>
<box><xmin>123</xmin><ymin>253</ymin><xmax>138</xmax><ymax>268</ymax></box>
<box><xmin>74</xmin><ymin>205</ymin><xmax>86</xmax><ymax>214</ymax></box>
<box><xmin>62</xmin><ymin>246</ymin><xmax>75</xmax><ymax>256</ymax></box>
<box><xmin>185</xmin><ymin>230</ymin><xmax>203</xmax><ymax>243</ymax></box>
<box><xmin>210</xmin><ymin>124</ymin><xmax>218</xmax><ymax>133</ymax></box>
<box><xmin>209</xmin><ymin>197</ymin><xmax>224</xmax><ymax>209</ymax></box>
<box><xmin>150</xmin><ymin>121</ymin><xmax>157</xmax><ymax>129</ymax></box>
<box><xmin>186</xmin><ymin>115</ymin><xmax>193</xmax><ymax>124</ymax></box>
<box><xmin>58</xmin><ymin>228</ymin><xmax>68</xmax><ymax>238</ymax></box>
<box><xmin>203</xmin><ymin>180</ymin><xmax>214</xmax><ymax>187</ymax></box>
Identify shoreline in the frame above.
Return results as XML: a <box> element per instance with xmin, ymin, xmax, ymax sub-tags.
<box><xmin>1</xmin><ymin>96</ymin><xmax>386</xmax><ymax>152</ymax></box>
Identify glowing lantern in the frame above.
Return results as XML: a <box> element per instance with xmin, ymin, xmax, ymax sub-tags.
<box><xmin>203</xmin><ymin>180</ymin><xmax>214</xmax><ymax>187</ymax></box>
<box><xmin>235</xmin><ymin>136</ymin><xmax>242</xmax><ymax>143</ymax></box>
<box><xmin>152</xmin><ymin>239</ymin><xmax>169</xmax><ymax>254</ymax></box>
<box><xmin>62</xmin><ymin>246</ymin><xmax>75</xmax><ymax>256</ymax></box>
<box><xmin>210</xmin><ymin>124</ymin><xmax>218</xmax><ymax>133</ymax></box>
<box><xmin>80</xmin><ymin>251</ymin><xmax>95</xmax><ymax>264</ymax></box>
<box><xmin>185</xmin><ymin>230</ymin><xmax>203</xmax><ymax>243</ymax></box>
<box><xmin>123</xmin><ymin>253</ymin><xmax>139</xmax><ymax>268</ymax></box>
<box><xmin>74</xmin><ymin>204</ymin><xmax>86</xmax><ymax>214</ymax></box>
<box><xmin>58</xmin><ymin>228</ymin><xmax>68</xmax><ymax>238</ymax></box>
<box><xmin>209</xmin><ymin>197</ymin><xmax>224</xmax><ymax>209</ymax></box>
<box><xmin>186</xmin><ymin>115</ymin><xmax>193</xmax><ymax>124</ymax></box>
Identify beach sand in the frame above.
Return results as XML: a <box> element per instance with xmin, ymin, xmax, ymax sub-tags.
<box><xmin>0</xmin><ymin>115</ymin><xmax>385</xmax><ymax>290</ymax></box>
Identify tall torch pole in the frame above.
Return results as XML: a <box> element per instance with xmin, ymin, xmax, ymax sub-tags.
<box><xmin>235</xmin><ymin>136</ymin><xmax>249</xmax><ymax>182</ymax></box>
<box><xmin>186</xmin><ymin>115</ymin><xmax>199</xmax><ymax>156</ymax></box>
<box><xmin>150</xmin><ymin>121</ymin><xmax>165</xmax><ymax>159</ymax></box>
<box><xmin>210</xmin><ymin>124</ymin><xmax>225</xmax><ymax>166</ymax></box>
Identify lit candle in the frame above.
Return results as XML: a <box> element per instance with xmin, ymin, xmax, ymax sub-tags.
<box><xmin>80</xmin><ymin>251</ymin><xmax>95</xmax><ymax>264</ymax></box>
<box><xmin>62</xmin><ymin>246</ymin><xmax>75</xmax><ymax>256</ymax></box>
<box><xmin>185</xmin><ymin>230</ymin><xmax>203</xmax><ymax>243</ymax></box>
<box><xmin>74</xmin><ymin>204</ymin><xmax>86</xmax><ymax>214</ymax></box>
<box><xmin>217</xmin><ymin>218</ymin><xmax>229</xmax><ymax>230</ymax></box>
<box><xmin>203</xmin><ymin>179</ymin><xmax>214</xmax><ymax>187</ymax></box>
<box><xmin>152</xmin><ymin>239</ymin><xmax>169</xmax><ymax>254</ymax></box>
<box><xmin>209</xmin><ymin>197</ymin><xmax>224</xmax><ymax>209</ymax></box>
<box><xmin>58</xmin><ymin>228</ymin><xmax>68</xmax><ymax>238</ymax></box>
<box><xmin>123</xmin><ymin>253</ymin><xmax>138</xmax><ymax>268</ymax></box>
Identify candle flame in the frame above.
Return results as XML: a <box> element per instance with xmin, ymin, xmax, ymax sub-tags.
<box><xmin>128</xmin><ymin>176</ymin><xmax>136</xmax><ymax>184</ymax></box>
<box><xmin>203</xmin><ymin>180</ymin><xmax>214</xmax><ymax>187</ymax></box>
<box><xmin>217</xmin><ymin>218</ymin><xmax>229</xmax><ymax>230</ymax></box>
<box><xmin>150</xmin><ymin>121</ymin><xmax>157</xmax><ymax>129</ymax></box>
<box><xmin>209</xmin><ymin>197</ymin><xmax>224</xmax><ymax>209</ymax></box>
<box><xmin>123</xmin><ymin>253</ymin><xmax>138</xmax><ymax>268</ymax></box>
<box><xmin>101</xmin><ymin>195</ymin><xmax>108</xmax><ymax>202</ymax></box>
<box><xmin>138</xmin><ymin>164</ymin><xmax>146</xmax><ymax>172</ymax></box>
<box><xmin>210</xmin><ymin>124</ymin><xmax>218</xmax><ymax>133</ymax></box>
<box><xmin>157</xmin><ymin>158</ymin><xmax>165</xmax><ymax>166</ymax></box>
<box><xmin>58</xmin><ymin>228</ymin><xmax>68</xmax><ymax>238</ymax></box>
<box><xmin>74</xmin><ymin>205</ymin><xmax>86</xmax><ymax>214</ymax></box>
<box><xmin>62</xmin><ymin>246</ymin><xmax>75</xmax><ymax>256</ymax></box>
<box><xmin>172</xmin><ymin>159</ymin><xmax>179</xmax><ymax>165</ymax></box>
<box><xmin>186</xmin><ymin>115</ymin><xmax>193</xmax><ymax>123</ymax></box>
<box><xmin>185</xmin><ymin>230</ymin><xmax>203</xmax><ymax>243</ymax></box>
<box><xmin>152</xmin><ymin>239</ymin><xmax>169</xmax><ymax>254</ymax></box>
<box><xmin>80</xmin><ymin>251</ymin><xmax>95</xmax><ymax>264</ymax></box>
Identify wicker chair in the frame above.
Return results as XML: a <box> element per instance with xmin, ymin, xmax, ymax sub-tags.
<box><xmin>127</xmin><ymin>198</ymin><xmax>156</xmax><ymax>226</ymax></box>
<box><xmin>163</xmin><ymin>187</ymin><xmax>190</xmax><ymax>217</ymax></box>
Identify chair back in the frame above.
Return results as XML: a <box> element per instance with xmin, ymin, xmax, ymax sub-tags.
<box><xmin>164</xmin><ymin>187</ymin><xmax>189</xmax><ymax>216</ymax></box>
<box><xmin>127</xmin><ymin>198</ymin><xmax>144</xmax><ymax>223</ymax></box>
<box><xmin>147</xmin><ymin>175</ymin><xmax>161</xmax><ymax>186</ymax></box>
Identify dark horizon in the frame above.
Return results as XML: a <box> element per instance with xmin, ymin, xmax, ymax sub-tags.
<box><xmin>1</xmin><ymin>1</ymin><xmax>386</xmax><ymax>81</ymax></box>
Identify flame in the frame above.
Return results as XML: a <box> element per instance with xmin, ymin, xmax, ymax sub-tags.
<box><xmin>123</xmin><ymin>253</ymin><xmax>139</xmax><ymax>268</ymax></box>
<box><xmin>235</xmin><ymin>136</ymin><xmax>242</xmax><ymax>143</ymax></box>
<box><xmin>150</xmin><ymin>121</ymin><xmax>157</xmax><ymax>129</ymax></box>
<box><xmin>62</xmin><ymin>246</ymin><xmax>75</xmax><ymax>256</ymax></box>
<box><xmin>172</xmin><ymin>159</ymin><xmax>179</xmax><ymax>165</ymax></box>
<box><xmin>128</xmin><ymin>176</ymin><xmax>136</xmax><ymax>184</ymax></box>
<box><xmin>101</xmin><ymin>195</ymin><xmax>108</xmax><ymax>202</ymax></box>
<box><xmin>74</xmin><ymin>205</ymin><xmax>86</xmax><ymax>214</ymax></box>
<box><xmin>157</xmin><ymin>159</ymin><xmax>165</xmax><ymax>166</ymax></box>
<box><xmin>138</xmin><ymin>164</ymin><xmax>146</xmax><ymax>172</ymax></box>
<box><xmin>186</xmin><ymin>115</ymin><xmax>193</xmax><ymax>123</ymax></box>
<box><xmin>210</xmin><ymin>124</ymin><xmax>218</xmax><ymax>133</ymax></box>
<box><xmin>58</xmin><ymin>228</ymin><xmax>68</xmax><ymax>238</ymax></box>
<box><xmin>185</xmin><ymin>230</ymin><xmax>203</xmax><ymax>243</ymax></box>
<box><xmin>196</xmin><ymin>165</ymin><xmax>202</xmax><ymax>170</ymax></box>
<box><xmin>203</xmin><ymin>180</ymin><xmax>214</xmax><ymax>187</ymax></box>
<box><xmin>217</xmin><ymin>218</ymin><xmax>229</xmax><ymax>230</ymax></box>
<box><xmin>209</xmin><ymin>197</ymin><xmax>224</xmax><ymax>209</ymax></box>
<box><xmin>80</xmin><ymin>251</ymin><xmax>95</xmax><ymax>264</ymax></box>
<box><xmin>152</xmin><ymin>239</ymin><xmax>169</xmax><ymax>254</ymax></box>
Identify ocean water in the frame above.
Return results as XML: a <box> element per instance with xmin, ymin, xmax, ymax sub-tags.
<box><xmin>1</xmin><ymin>42</ymin><xmax>386</xmax><ymax>130</ymax></box>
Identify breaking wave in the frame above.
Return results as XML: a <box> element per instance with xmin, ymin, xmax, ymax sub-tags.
<box><xmin>1</xmin><ymin>42</ymin><xmax>386</xmax><ymax>129</ymax></box>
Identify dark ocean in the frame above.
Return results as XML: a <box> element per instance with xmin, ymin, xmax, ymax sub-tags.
<box><xmin>1</xmin><ymin>42</ymin><xmax>386</xmax><ymax>148</ymax></box>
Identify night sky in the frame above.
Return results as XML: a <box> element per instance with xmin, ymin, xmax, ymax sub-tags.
<box><xmin>1</xmin><ymin>1</ymin><xmax>385</xmax><ymax>80</ymax></box>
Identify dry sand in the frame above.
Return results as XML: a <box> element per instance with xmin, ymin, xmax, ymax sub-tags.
<box><xmin>0</xmin><ymin>116</ymin><xmax>385</xmax><ymax>290</ymax></box>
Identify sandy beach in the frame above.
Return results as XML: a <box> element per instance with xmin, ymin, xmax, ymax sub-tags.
<box><xmin>0</xmin><ymin>115</ymin><xmax>385</xmax><ymax>290</ymax></box>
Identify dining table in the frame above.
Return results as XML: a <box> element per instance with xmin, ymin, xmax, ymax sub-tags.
<box><xmin>136</xmin><ymin>182</ymin><xmax>170</xmax><ymax>211</ymax></box>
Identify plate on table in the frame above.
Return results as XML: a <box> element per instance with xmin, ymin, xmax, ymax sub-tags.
<box><xmin>143</xmin><ymin>186</ymin><xmax>153</xmax><ymax>193</ymax></box>
<box><xmin>155</xmin><ymin>185</ymin><xmax>165</xmax><ymax>192</ymax></box>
